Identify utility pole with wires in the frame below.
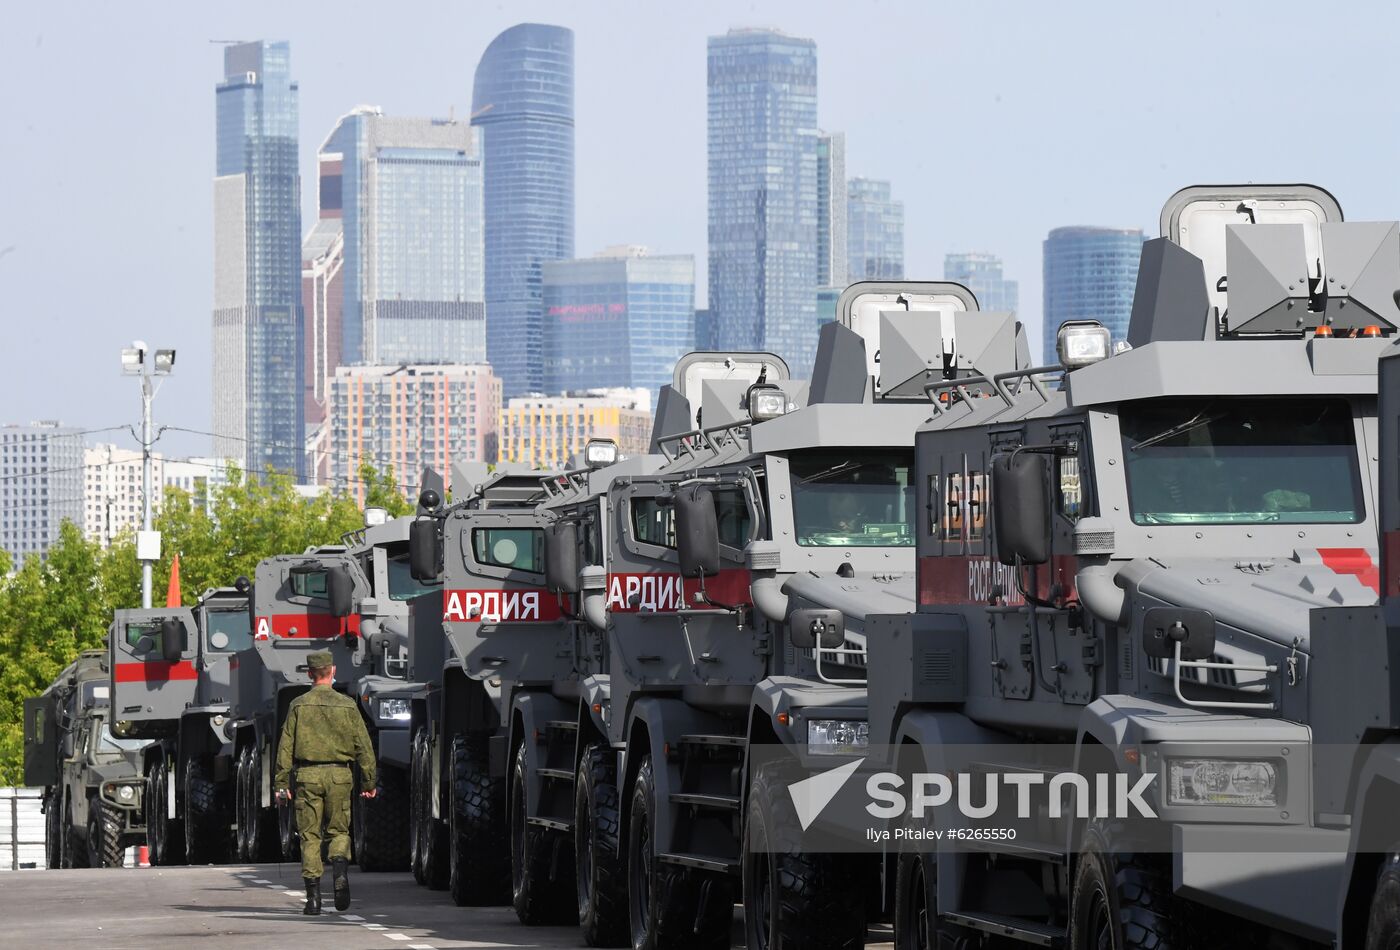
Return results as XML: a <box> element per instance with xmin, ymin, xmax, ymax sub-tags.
<box><xmin>121</xmin><ymin>341</ymin><xmax>175</xmax><ymax>608</ymax></box>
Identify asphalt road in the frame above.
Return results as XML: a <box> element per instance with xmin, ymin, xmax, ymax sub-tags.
<box><xmin>0</xmin><ymin>865</ymin><xmax>895</xmax><ymax>949</ymax></box>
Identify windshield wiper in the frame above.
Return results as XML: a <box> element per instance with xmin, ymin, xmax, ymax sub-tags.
<box><xmin>798</xmin><ymin>460</ymin><xmax>869</xmax><ymax>485</ymax></box>
<box><xmin>1130</xmin><ymin>409</ymin><xmax>1225</xmax><ymax>452</ymax></box>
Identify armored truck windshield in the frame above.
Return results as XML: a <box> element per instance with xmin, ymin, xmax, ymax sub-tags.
<box><xmin>790</xmin><ymin>449</ymin><xmax>915</xmax><ymax>546</ymax></box>
<box><xmin>386</xmin><ymin>550</ymin><xmax>437</xmax><ymax>600</ymax></box>
<box><xmin>1120</xmin><ymin>396</ymin><xmax>1363</xmax><ymax>525</ymax></box>
<box><xmin>469</xmin><ymin>525</ymin><xmax>544</xmax><ymax>571</ymax></box>
<box><xmin>95</xmin><ymin>724</ymin><xmax>146</xmax><ymax>758</ymax></box>
<box><xmin>206</xmin><ymin>608</ymin><xmax>252</xmax><ymax>652</ymax></box>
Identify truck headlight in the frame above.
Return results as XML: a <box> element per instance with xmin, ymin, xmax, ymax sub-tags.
<box><xmin>378</xmin><ymin>699</ymin><xmax>412</xmax><ymax>722</ymax></box>
<box><xmin>117</xmin><ymin>784</ymin><xmax>136</xmax><ymax>803</ymax></box>
<box><xmin>807</xmin><ymin>719</ymin><xmax>869</xmax><ymax>756</ymax></box>
<box><xmin>1167</xmin><ymin>758</ymin><xmax>1279</xmax><ymax>806</ymax></box>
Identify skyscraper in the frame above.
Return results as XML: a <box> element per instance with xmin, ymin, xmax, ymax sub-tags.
<box><xmin>543</xmin><ymin>247</ymin><xmax>695</xmax><ymax>403</ymax></box>
<box><xmin>944</xmin><ymin>252</ymin><xmax>1019</xmax><ymax>315</ymax></box>
<box><xmin>213</xmin><ymin>41</ymin><xmax>304</xmax><ymax>478</ymax></box>
<box><xmin>708</xmin><ymin>29</ymin><xmax>819</xmax><ymax>374</ymax></box>
<box><xmin>1042</xmin><ymin>226</ymin><xmax>1145</xmax><ymax>364</ymax></box>
<box><xmin>472</xmin><ymin>24</ymin><xmax>575</xmax><ymax>398</ymax></box>
<box><xmin>1</xmin><ymin>422</ymin><xmax>82</xmax><ymax>562</ymax></box>
<box><xmin>847</xmin><ymin>177</ymin><xmax>904</xmax><ymax>281</ymax></box>
<box><xmin>317</xmin><ymin>108</ymin><xmax>485</xmax><ymax>368</ymax></box>
<box><xmin>816</xmin><ymin>131</ymin><xmax>847</xmax><ymax>288</ymax></box>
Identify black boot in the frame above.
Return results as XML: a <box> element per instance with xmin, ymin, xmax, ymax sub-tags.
<box><xmin>332</xmin><ymin>857</ymin><xmax>351</xmax><ymax>911</ymax></box>
<box><xmin>303</xmin><ymin>879</ymin><xmax>321</xmax><ymax>916</ymax></box>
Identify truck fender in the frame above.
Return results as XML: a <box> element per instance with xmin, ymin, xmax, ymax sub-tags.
<box><xmin>581</xmin><ymin>674</ymin><xmax>611</xmax><ymax>741</ymax></box>
<box><xmin>619</xmin><ymin>696</ymin><xmax>727</xmax><ymax>858</ymax></box>
<box><xmin>1338</xmin><ymin>740</ymin><xmax>1400</xmax><ymax>949</ymax></box>
<box><xmin>508</xmin><ymin>690</ymin><xmax>576</xmax><ymax>820</ymax></box>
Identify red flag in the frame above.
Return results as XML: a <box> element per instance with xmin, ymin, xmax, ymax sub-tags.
<box><xmin>166</xmin><ymin>554</ymin><xmax>182</xmax><ymax>608</ymax></box>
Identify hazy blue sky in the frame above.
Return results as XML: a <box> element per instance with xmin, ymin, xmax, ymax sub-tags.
<box><xmin>4</xmin><ymin>1</ymin><xmax>1399</xmax><ymax>458</ymax></box>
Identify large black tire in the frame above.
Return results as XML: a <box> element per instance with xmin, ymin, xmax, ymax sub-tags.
<box><xmin>576</xmin><ymin>743</ymin><xmax>628</xmax><ymax>946</ymax></box>
<box><xmin>449</xmin><ymin>735</ymin><xmax>510</xmax><ymax>906</ymax></box>
<box><xmin>1367</xmin><ymin>851</ymin><xmax>1400</xmax><ymax>949</ymax></box>
<box><xmin>1068</xmin><ymin>823</ymin><xmax>1177</xmax><ymax>950</ymax></box>
<box><xmin>743</xmin><ymin>762</ymin><xmax>864</xmax><ymax>950</ymax></box>
<box><xmin>510</xmin><ymin>742</ymin><xmax>574</xmax><ymax>924</ymax></box>
<box><xmin>63</xmin><ymin>796</ymin><xmax>89</xmax><ymax>869</ymax></box>
<box><xmin>627</xmin><ymin>756</ymin><xmax>732</xmax><ymax>950</ymax></box>
<box><xmin>234</xmin><ymin>745</ymin><xmax>252</xmax><ymax>861</ymax></box>
<box><xmin>148</xmin><ymin>756</ymin><xmax>185</xmax><ymax>866</ymax></box>
<box><xmin>87</xmin><ymin>796</ymin><xmax>125</xmax><ymax>868</ymax></box>
<box><xmin>184</xmin><ymin>756</ymin><xmax>231</xmax><ymax>865</ymax></box>
<box><xmin>355</xmin><ymin>765</ymin><xmax>410</xmax><ymax>871</ymax></box>
<box><xmin>277</xmin><ymin>795</ymin><xmax>301</xmax><ymax>862</ymax></box>
<box><xmin>411</xmin><ymin>727</ymin><xmax>447</xmax><ymax>889</ymax></box>
<box><xmin>894</xmin><ymin>848</ymin><xmax>941</xmax><ymax>950</ymax></box>
<box><xmin>44</xmin><ymin>791</ymin><xmax>61</xmax><ymax>869</ymax></box>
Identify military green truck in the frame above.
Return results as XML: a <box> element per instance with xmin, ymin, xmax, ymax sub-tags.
<box><xmin>23</xmin><ymin>650</ymin><xmax>148</xmax><ymax>868</ymax></box>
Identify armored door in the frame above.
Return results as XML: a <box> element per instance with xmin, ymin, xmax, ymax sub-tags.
<box><xmin>23</xmin><ymin>695</ymin><xmax>58</xmax><ymax>787</ymax></box>
<box><xmin>109</xmin><ymin>608</ymin><xmax>198</xmax><ymax>723</ymax></box>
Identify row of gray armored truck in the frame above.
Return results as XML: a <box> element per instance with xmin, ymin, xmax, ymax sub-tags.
<box><xmin>26</xmin><ymin>183</ymin><xmax>1400</xmax><ymax>950</ymax></box>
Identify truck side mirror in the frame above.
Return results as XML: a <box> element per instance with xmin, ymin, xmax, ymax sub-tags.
<box><xmin>327</xmin><ymin>566</ymin><xmax>355</xmax><ymax>619</ymax></box>
<box><xmin>789</xmin><ymin>608</ymin><xmax>845</xmax><ymax>649</ymax></box>
<box><xmin>675</xmin><ymin>486</ymin><xmax>720</xmax><ymax>579</ymax></box>
<box><xmin>159</xmin><ymin>619</ymin><xmax>184</xmax><ymax>663</ymax></box>
<box><xmin>545</xmin><ymin>522</ymin><xmax>580</xmax><ymax>594</ymax></box>
<box><xmin>992</xmin><ymin>453</ymin><xmax>1051</xmax><ymax>565</ymax></box>
<box><xmin>1142</xmin><ymin>607</ymin><xmax>1216</xmax><ymax>661</ymax></box>
<box><xmin>409</xmin><ymin>518</ymin><xmax>440</xmax><ymax>581</ymax></box>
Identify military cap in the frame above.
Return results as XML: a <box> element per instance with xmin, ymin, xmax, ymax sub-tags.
<box><xmin>307</xmin><ymin>650</ymin><xmax>334</xmax><ymax>671</ymax></box>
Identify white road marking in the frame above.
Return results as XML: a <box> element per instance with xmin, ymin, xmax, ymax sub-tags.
<box><xmin>251</xmin><ymin>879</ymin><xmax>271</xmax><ymax>884</ymax></box>
<box><xmin>407</xmin><ymin>945</ymin><xmax>434</xmax><ymax>950</ymax></box>
<box><xmin>284</xmin><ymin>890</ymin><xmax>302</xmax><ymax>897</ymax></box>
<box><xmin>384</xmin><ymin>936</ymin><xmax>410</xmax><ymax>942</ymax></box>
<box><xmin>363</xmin><ymin>923</ymin><xmax>387</xmax><ymax>930</ymax></box>
<box><xmin>339</xmin><ymin>914</ymin><xmax>365</xmax><ymax>921</ymax></box>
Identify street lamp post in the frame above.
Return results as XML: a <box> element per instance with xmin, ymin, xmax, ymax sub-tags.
<box><xmin>121</xmin><ymin>341</ymin><xmax>176</xmax><ymax>609</ymax></box>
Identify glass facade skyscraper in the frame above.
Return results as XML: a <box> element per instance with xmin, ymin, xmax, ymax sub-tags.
<box><xmin>707</xmin><ymin>29</ymin><xmax>819</xmax><ymax>374</ymax></box>
<box><xmin>944</xmin><ymin>252</ymin><xmax>1019</xmax><ymax>315</ymax></box>
<box><xmin>542</xmin><ymin>247</ymin><xmax>695</xmax><ymax>404</ymax></box>
<box><xmin>847</xmin><ymin>177</ymin><xmax>904</xmax><ymax>281</ymax></box>
<box><xmin>817</xmin><ymin>131</ymin><xmax>846</xmax><ymax>288</ymax></box>
<box><xmin>213</xmin><ymin>40</ymin><xmax>304</xmax><ymax>479</ymax></box>
<box><xmin>318</xmin><ymin>109</ymin><xmax>485</xmax><ymax>367</ymax></box>
<box><xmin>472</xmin><ymin>24</ymin><xmax>575</xmax><ymax>398</ymax></box>
<box><xmin>1042</xmin><ymin>226</ymin><xmax>1145</xmax><ymax>364</ymax></box>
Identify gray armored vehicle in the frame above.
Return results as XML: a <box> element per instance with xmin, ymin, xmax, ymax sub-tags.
<box><xmin>23</xmin><ymin>650</ymin><xmax>148</xmax><ymax>868</ymax></box>
<box><xmin>864</xmin><ymin>184</ymin><xmax>1392</xmax><ymax>949</ymax></box>
<box><xmin>108</xmin><ymin>586</ymin><xmax>251</xmax><ymax>865</ymax></box>
<box><xmin>231</xmin><ymin>508</ymin><xmax>433</xmax><ymax>871</ymax></box>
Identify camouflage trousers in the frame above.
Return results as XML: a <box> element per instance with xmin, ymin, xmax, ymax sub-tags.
<box><xmin>293</xmin><ymin>765</ymin><xmax>353</xmax><ymax>880</ymax></box>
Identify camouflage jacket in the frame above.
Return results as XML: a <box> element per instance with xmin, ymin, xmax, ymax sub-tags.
<box><xmin>274</xmin><ymin>684</ymin><xmax>376</xmax><ymax>791</ymax></box>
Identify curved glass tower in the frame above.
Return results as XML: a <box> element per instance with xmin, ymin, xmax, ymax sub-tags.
<box><xmin>472</xmin><ymin>24</ymin><xmax>575</xmax><ymax>397</ymax></box>
<box><xmin>1042</xmin><ymin>226</ymin><xmax>1145</xmax><ymax>364</ymax></box>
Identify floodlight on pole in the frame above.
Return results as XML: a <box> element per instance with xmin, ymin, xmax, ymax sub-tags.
<box><xmin>121</xmin><ymin>340</ymin><xmax>173</xmax><ymax>608</ymax></box>
<box><xmin>154</xmin><ymin>349</ymin><xmax>176</xmax><ymax>375</ymax></box>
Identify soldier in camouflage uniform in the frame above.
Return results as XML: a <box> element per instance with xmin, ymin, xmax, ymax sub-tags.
<box><xmin>275</xmin><ymin>651</ymin><xmax>377</xmax><ymax>915</ymax></box>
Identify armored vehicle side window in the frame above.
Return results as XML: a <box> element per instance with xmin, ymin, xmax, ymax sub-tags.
<box><xmin>125</xmin><ymin>621</ymin><xmax>166</xmax><ymax>655</ymax></box>
<box><xmin>473</xmin><ymin>528</ymin><xmax>543</xmax><ymax>572</ymax></box>
<box><xmin>290</xmin><ymin>569</ymin><xmax>328</xmax><ymax>600</ymax></box>
<box><xmin>206</xmin><ymin>609</ymin><xmax>251</xmax><ymax>652</ymax></box>
<box><xmin>967</xmin><ymin>472</ymin><xmax>986</xmax><ymax>542</ymax></box>
<box><xmin>791</xmin><ymin>451</ymin><xmax>915</xmax><ymax>547</ymax></box>
<box><xmin>583</xmin><ymin>504</ymin><xmax>604</xmax><ymax>565</ymax></box>
<box><xmin>1058</xmin><ymin>456</ymin><xmax>1083</xmax><ymax>522</ymax></box>
<box><xmin>631</xmin><ymin>490</ymin><xmax>749</xmax><ymax>551</ymax></box>
<box><xmin>81</xmin><ymin>682</ymin><xmax>109</xmax><ymax>708</ymax></box>
<box><xmin>387</xmin><ymin>553</ymin><xmax>437</xmax><ymax>600</ymax></box>
<box><xmin>632</xmin><ymin>497</ymin><xmax>676</xmax><ymax>548</ymax></box>
<box><xmin>1120</xmin><ymin>397</ymin><xmax>1362</xmax><ymax>525</ymax></box>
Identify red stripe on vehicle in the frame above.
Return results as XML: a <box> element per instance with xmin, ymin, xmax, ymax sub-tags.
<box><xmin>606</xmin><ymin>568</ymin><xmax>753</xmax><ymax>614</ymax></box>
<box><xmin>443</xmin><ymin>588</ymin><xmax>564</xmax><ymax>623</ymax></box>
<box><xmin>253</xmin><ymin>613</ymin><xmax>359</xmax><ymax>639</ymax></box>
<box><xmin>1318</xmin><ymin>547</ymin><xmax>1381</xmax><ymax>595</ymax></box>
<box><xmin>918</xmin><ymin>554</ymin><xmax>1078</xmax><ymax>607</ymax></box>
<box><xmin>114</xmin><ymin>660</ymin><xmax>199</xmax><ymax>683</ymax></box>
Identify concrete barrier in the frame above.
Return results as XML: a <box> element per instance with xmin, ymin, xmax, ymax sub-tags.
<box><xmin>0</xmin><ymin>788</ymin><xmax>46</xmax><ymax>870</ymax></box>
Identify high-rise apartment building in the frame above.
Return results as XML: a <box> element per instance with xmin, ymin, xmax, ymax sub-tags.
<box><xmin>1042</xmin><ymin>226</ymin><xmax>1145</xmax><ymax>364</ymax></box>
<box><xmin>0</xmin><ymin>422</ymin><xmax>82</xmax><ymax>562</ymax></box>
<box><xmin>301</xmin><ymin>218</ymin><xmax>344</xmax><ymax>452</ymax></box>
<box><xmin>847</xmin><ymin>177</ymin><xmax>904</xmax><ymax>281</ymax></box>
<box><xmin>84</xmin><ymin>444</ymin><xmax>162</xmax><ymax>548</ymax></box>
<box><xmin>162</xmin><ymin>458</ymin><xmax>230</xmax><ymax>513</ymax></box>
<box><xmin>944</xmin><ymin>252</ymin><xmax>1019</xmax><ymax>315</ymax></box>
<box><xmin>317</xmin><ymin>108</ymin><xmax>485</xmax><ymax>368</ymax></box>
<box><xmin>543</xmin><ymin>247</ymin><xmax>694</xmax><ymax>403</ymax></box>
<box><xmin>708</xmin><ymin>29</ymin><xmax>819</xmax><ymax>374</ymax></box>
<box><xmin>212</xmin><ymin>40</ymin><xmax>304</xmax><ymax>479</ymax></box>
<box><xmin>327</xmin><ymin>364</ymin><xmax>501</xmax><ymax>503</ymax></box>
<box><xmin>817</xmin><ymin>132</ymin><xmax>847</xmax><ymax>288</ymax></box>
<box><xmin>473</xmin><ymin>24</ymin><xmax>575</xmax><ymax>398</ymax></box>
<box><xmin>499</xmin><ymin>389</ymin><xmax>652</xmax><ymax>469</ymax></box>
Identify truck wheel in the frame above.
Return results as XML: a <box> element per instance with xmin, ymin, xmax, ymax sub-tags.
<box><xmin>1069</xmin><ymin>823</ymin><xmax>1177</xmax><ymax>950</ymax></box>
<box><xmin>743</xmin><ymin>762</ymin><xmax>864</xmax><ymax>950</ymax></box>
<box><xmin>894</xmin><ymin>850</ymin><xmax>941</xmax><ymax>950</ymax></box>
<box><xmin>627</xmin><ymin>756</ymin><xmax>731</xmax><ymax>950</ymax></box>
<box><xmin>45</xmin><ymin>791</ymin><xmax>62</xmax><ymax>869</ymax></box>
<box><xmin>234</xmin><ymin>745</ymin><xmax>252</xmax><ymax>861</ymax></box>
<box><xmin>510</xmin><ymin>741</ymin><xmax>574</xmax><ymax>923</ymax></box>
<box><xmin>148</xmin><ymin>756</ymin><xmax>185</xmax><ymax>866</ymax></box>
<box><xmin>184</xmin><ymin>756</ymin><xmax>230</xmax><ymax>865</ymax></box>
<box><xmin>449</xmin><ymin>735</ymin><xmax>509</xmax><ymax>906</ymax></box>
<box><xmin>87</xmin><ymin>796</ymin><xmax>125</xmax><ymax>868</ymax></box>
<box><xmin>411</xmin><ymin>727</ymin><xmax>447</xmax><ymax>889</ymax></box>
<box><xmin>277</xmin><ymin>794</ymin><xmax>300</xmax><ymax>861</ymax></box>
<box><xmin>1366</xmin><ymin>850</ymin><xmax>1400</xmax><ymax>949</ymax></box>
<box><xmin>355</xmin><ymin>765</ymin><xmax>410</xmax><ymax>871</ymax></box>
<box><xmin>64</xmin><ymin>796</ymin><xmax>90</xmax><ymax>869</ymax></box>
<box><xmin>576</xmin><ymin>742</ymin><xmax>627</xmax><ymax>946</ymax></box>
